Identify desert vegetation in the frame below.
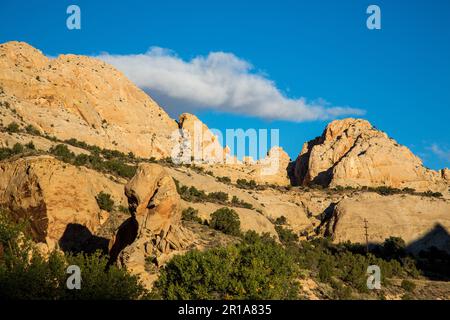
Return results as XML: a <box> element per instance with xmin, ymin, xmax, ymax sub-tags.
<box><xmin>173</xmin><ymin>179</ymin><xmax>254</xmax><ymax>209</ymax></box>
<box><xmin>0</xmin><ymin>210</ymin><xmax>147</xmax><ymax>299</ymax></box>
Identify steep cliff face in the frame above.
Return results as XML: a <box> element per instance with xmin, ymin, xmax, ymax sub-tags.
<box><xmin>323</xmin><ymin>192</ymin><xmax>450</xmax><ymax>253</ymax></box>
<box><xmin>0</xmin><ymin>41</ymin><xmax>178</xmax><ymax>158</ymax></box>
<box><xmin>294</xmin><ymin>118</ymin><xmax>448</xmax><ymax>192</ymax></box>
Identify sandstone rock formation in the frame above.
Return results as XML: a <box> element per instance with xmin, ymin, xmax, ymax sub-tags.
<box><xmin>177</xmin><ymin>113</ymin><xmax>228</xmax><ymax>163</ymax></box>
<box><xmin>0</xmin><ymin>155</ymin><xmax>126</xmax><ymax>252</ymax></box>
<box><xmin>323</xmin><ymin>192</ymin><xmax>450</xmax><ymax>253</ymax></box>
<box><xmin>177</xmin><ymin>113</ymin><xmax>291</xmax><ymax>185</ymax></box>
<box><xmin>109</xmin><ymin>163</ymin><xmax>193</xmax><ymax>287</ymax></box>
<box><xmin>0</xmin><ymin>41</ymin><xmax>293</xmax><ymax>186</ymax></box>
<box><xmin>253</xmin><ymin>146</ymin><xmax>291</xmax><ymax>186</ymax></box>
<box><xmin>442</xmin><ymin>168</ymin><xmax>450</xmax><ymax>182</ymax></box>
<box><xmin>0</xmin><ymin>41</ymin><xmax>178</xmax><ymax>158</ymax></box>
<box><xmin>294</xmin><ymin>118</ymin><xmax>448</xmax><ymax>191</ymax></box>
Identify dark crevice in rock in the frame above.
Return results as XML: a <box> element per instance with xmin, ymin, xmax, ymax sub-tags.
<box><xmin>107</xmin><ymin>216</ymin><xmax>139</xmax><ymax>267</ymax></box>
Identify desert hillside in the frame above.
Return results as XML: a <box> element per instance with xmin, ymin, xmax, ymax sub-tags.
<box><xmin>0</xmin><ymin>41</ymin><xmax>449</xmax><ymax>300</ymax></box>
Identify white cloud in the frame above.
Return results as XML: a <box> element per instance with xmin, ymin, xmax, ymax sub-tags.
<box><xmin>430</xmin><ymin>143</ymin><xmax>450</xmax><ymax>162</ymax></box>
<box><xmin>97</xmin><ymin>47</ymin><xmax>365</xmax><ymax>121</ymax></box>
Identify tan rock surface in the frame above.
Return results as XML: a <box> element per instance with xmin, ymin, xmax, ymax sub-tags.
<box><xmin>0</xmin><ymin>131</ymin><xmax>90</xmax><ymax>155</ymax></box>
<box><xmin>177</xmin><ymin>113</ymin><xmax>227</xmax><ymax>163</ymax></box>
<box><xmin>324</xmin><ymin>192</ymin><xmax>450</xmax><ymax>253</ymax></box>
<box><xmin>253</xmin><ymin>146</ymin><xmax>291</xmax><ymax>186</ymax></box>
<box><xmin>110</xmin><ymin>163</ymin><xmax>193</xmax><ymax>288</ymax></box>
<box><xmin>181</xmin><ymin>200</ymin><xmax>278</xmax><ymax>238</ymax></box>
<box><xmin>294</xmin><ymin>118</ymin><xmax>448</xmax><ymax>192</ymax></box>
<box><xmin>0</xmin><ymin>155</ymin><xmax>126</xmax><ymax>250</ymax></box>
<box><xmin>0</xmin><ymin>41</ymin><xmax>178</xmax><ymax>158</ymax></box>
<box><xmin>442</xmin><ymin>168</ymin><xmax>450</xmax><ymax>182</ymax></box>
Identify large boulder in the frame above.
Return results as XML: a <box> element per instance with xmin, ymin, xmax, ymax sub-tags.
<box><xmin>0</xmin><ymin>155</ymin><xmax>126</xmax><ymax>252</ymax></box>
<box><xmin>253</xmin><ymin>146</ymin><xmax>291</xmax><ymax>186</ymax></box>
<box><xmin>323</xmin><ymin>192</ymin><xmax>450</xmax><ymax>253</ymax></box>
<box><xmin>294</xmin><ymin>118</ymin><xmax>447</xmax><ymax>191</ymax></box>
<box><xmin>109</xmin><ymin>163</ymin><xmax>193</xmax><ymax>288</ymax></box>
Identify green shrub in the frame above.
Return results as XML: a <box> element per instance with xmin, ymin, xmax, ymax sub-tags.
<box><xmin>74</xmin><ymin>153</ymin><xmax>89</xmax><ymax>166</ymax></box>
<box><xmin>401</xmin><ymin>279</ymin><xmax>416</xmax><ymax>292</ymax></box>
<box><xmin>275</xmin><ymin>225</ymin><xmax>298</xmax><ymax>246</ymax></box>
<box><xmin>231</xmin><ymin>195</ymin><xmax>253</xmax><ymax>209</ymax></box>
<box><xmin>210</xmin><ymin>207</ymin><xmax>241</xmax><ymax>236</ymax></box>
<box><xmin>95</xmin><ymin>192</ymin><xmax>114</xmax><ymax>212</ymax></box>
<box><xmin>330</xmin><ymin>279</ymin><xmax>353</xmax><ymax>300</ymax></box>
<box><xmin>0</xmin><ymin>148</ymin><xmax>13</xmax><ymax>160</ymax></box>
<box><xmin>0</xmin><ymin>143</ymin><xmax>29</xmax><ymax>160</ymax></box>
<box><xmin>11</xmin><ymin>143</ymin><xmax>24</xmax><ymax>154</ymax></box>
<box><xmin>25</xmin><ymin>141</ymin><xmax>35</xmax><ymax>150</ymax></box>
<box><xmin>0</xmin><ymin>210</ymin><xmax>147</xmax><ymax>300</ymax></box>
<box><xmin>420</xmin><ymin>190</ymin><xmax>443</xmax><ymax>198</ymax></box>
<box><xmin>382</xmin><ymin>236</ymin><xmax>406</xmax><ymax>260</ymax></box>
<box><xmin>50</xmin><ymin>144</ymin><xmax>75</xmax><ymax>162</ymax></box>
<box><xmin>318</xmin><ymin>257</ymin><xmax>334</xmax><ymax>283</ymax></box>
<box><xmin>117</xmin><ymin>205</ymin><xmax>130</xmax><ymax>214</ymax></box>
<box><xmin>6</xmin><ymin>122</ymin><xmax>20</xmax><ymax>133</ymax></box>
<box><xmin>152</xmin><ymin>231</ymin><xmax>299</xmax><ymax>299</ymax></box>
<box><xmin>217</xmin><ymin>176</ymin><xmax>231</xmax><ymax>184</ymax></box>
<box><xmin>0</xmin><ymin>248</ymin><xmax>147</xmax><ymax>300</ymax></box>
<box><xmin>181</xmin><ymin>207</ymin><xmax>202</xmax><ymax>224</ymax></box>
<box><xmin>236</xmin><ymin>179</ymin><xmax>257</xmax><ymax>189</ymax></box>
<box><xmin>0</xmin><ymin>210</ymin><xmax>24</xmax><ymax>246</ymax></box>
<box><xmin>274</xmin><ymin>216</ymin><xmax>287</xmax><ymax>225</ymax></box>
<box><xmin>103</xmin><ymin>159</ymin><xmax>137</xmax><ymax>179</ymax></box>
<box><xmin>25</xmin><ymin>124</ymin><xmax>40</xmax><ymax>135</ymax></box>
<box><xmin>208</xmin><ymin>191</ymin><xmax>229</xmax><ymax>203</ymax></box>
<box><xmin>373</xmin><ymin>186</ymin><xmax>399</xmax><ymax>196</ymax></box>
<box><xmin>64</xmin><ymin>251</ymin><xmax>147</xmax><ymax>299</ymax></box>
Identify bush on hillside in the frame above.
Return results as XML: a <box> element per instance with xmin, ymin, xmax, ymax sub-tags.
<box><xmin>209</xmin><ymin>207</ymin><xmax>241</xmax><ymax>236</ymax></box>
<box><xmin>152</xmin><ymin>231</ymin><xmax>299</xmax><ymax>299</ymax></box>
<box><xmin>6</xmin><ymin>122</ymin><xmax>20</xmax><ymax>133</ymax></box>
<box><xmin>95</xmin><ymin>192</ymin><xmax>114</xmax><ymax>212</ymax></box>
<box><xmin>0</xmin><ymin>210</ymin><xmax>146</xmax><ymax>299</ymax></box>
<box><xmin>275</xmin><ymin>225</ymin><xmax>298</xmax><ymax>246</ymax></box>
<box><xmin>181</xmin><ymin>207</ymin><xmax>203</xmax><ymax>224</ymax></box>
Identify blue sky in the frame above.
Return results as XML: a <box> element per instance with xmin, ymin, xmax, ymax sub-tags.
<box><xmin>1</xmin><ymin>0</ymin><xmax>449</xmax><ymax>169</ymax></box>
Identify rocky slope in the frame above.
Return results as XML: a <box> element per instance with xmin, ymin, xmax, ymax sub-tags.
<box><xmin>0</xmin><ymin>41</ymin><xmax>293</xmax><ymax>186</ymax></box>
<box><xmin>0</xmin><ymin>41</ymin><xmax>179</xmax><ymax>158</ymax></box>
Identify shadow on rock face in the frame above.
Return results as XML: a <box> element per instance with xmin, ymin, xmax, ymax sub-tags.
<box><xmin>107</xmin><ymin>216</ymin><xmax>139</xmax><ymax>267</ymax></box>
<box><xmin>406</xmin><ymin>223</ymin><xmax>450</xmax><ymax>255</ymax></box>
<box><xmin>59</xmin><ymin>223</ymin><xmax>109</xmax><ymax>255</ymax></box>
